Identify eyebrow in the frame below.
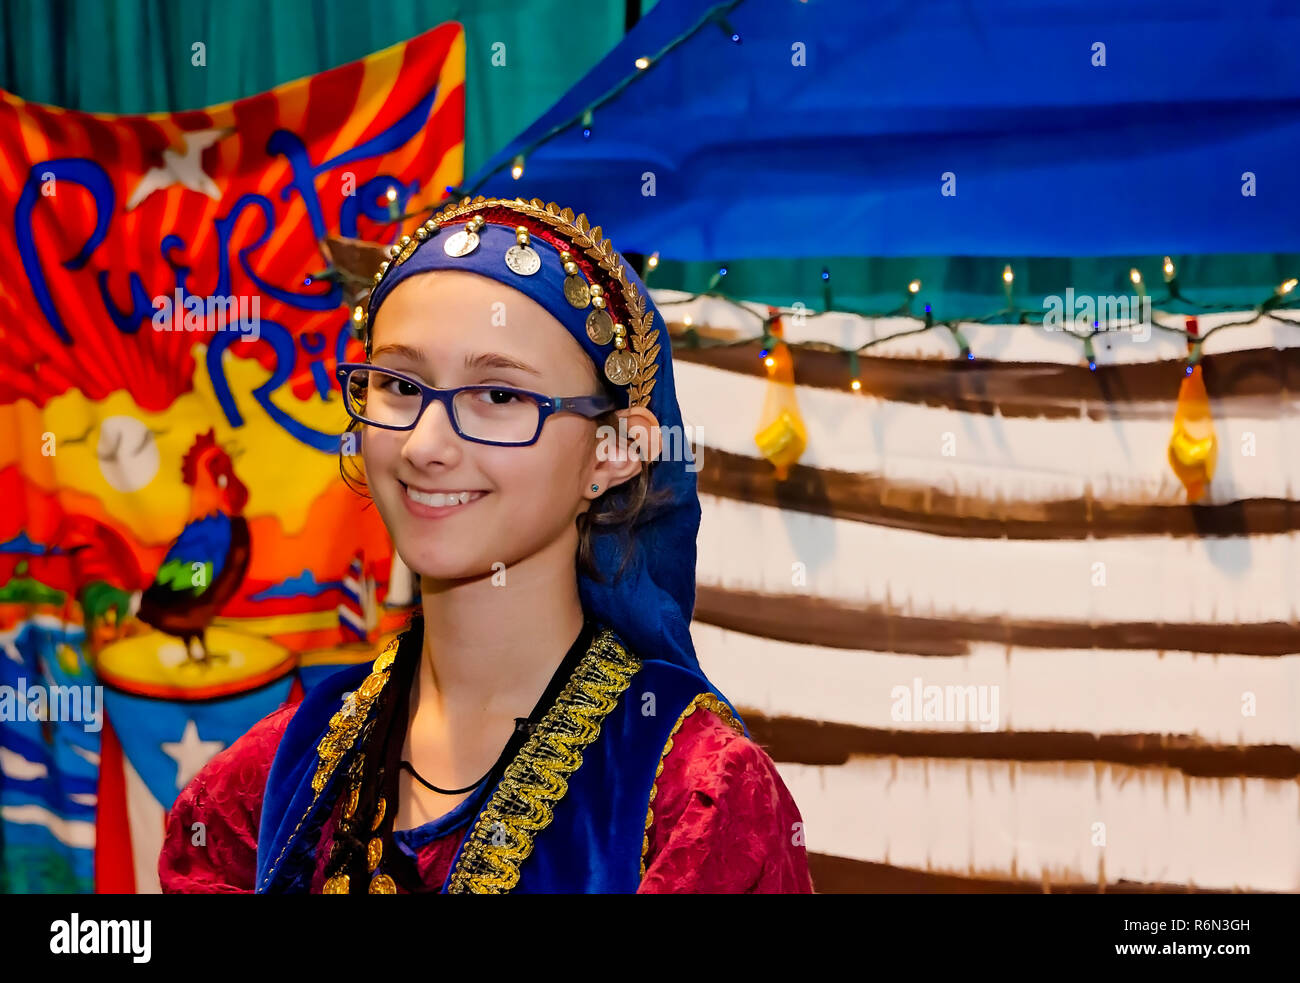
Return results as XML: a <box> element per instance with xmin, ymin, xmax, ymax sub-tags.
<box><xmin>464</xmin><ymin>351</ymin><xmax>541</xmax><ymax>377</ymax></box>
<box><xmin>370</xmin><ymin>344</ymin><xmax>541</xmax><ymax>377</ymax></box>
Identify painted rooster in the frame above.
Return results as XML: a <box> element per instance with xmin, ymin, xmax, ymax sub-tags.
<box><xmin>136</xmin><ymin>429</ymin><xmax>250</xmax><ymax>663</ymax></box>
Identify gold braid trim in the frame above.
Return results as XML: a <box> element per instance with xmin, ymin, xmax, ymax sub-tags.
<box><xmin>640</xmin><ymin>693</ymin><xmax>746</xmax><ymax>880</ymax></box>
<box><xmin>370</xmin><ymin>195</ymin><xmax>661</xmax><ymax>409</ymax></box>
<box><xmin>446</xmin><ymin>627</ymin><xmax>641</xmax><ymax>893</ymax></box>
<box><xmin>259</xmin><ymin>634</ymin><xmax>403</xmax><ymax>891</ymax></box>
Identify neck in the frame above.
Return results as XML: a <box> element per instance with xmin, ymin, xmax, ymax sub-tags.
<box><xmin>413</xmin><ymin>529</ymin><xmax>587</xmax><ymax>720</ymax></box>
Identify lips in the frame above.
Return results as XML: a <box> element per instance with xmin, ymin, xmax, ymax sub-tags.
<box><xmin>399</xmin><ymin>481</ymin><xmax>489</xmax><ymax>518</ymax></box>
<box><xmin>405</xmin><ymin>486</ymin><xmax>486</xmax><ymax>507</ymax></box>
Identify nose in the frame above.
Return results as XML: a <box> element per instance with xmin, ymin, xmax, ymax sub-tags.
<box><xmin>400</xmin><ymin>394</ymin><xmax>464</xmax><ymax>470</ymax></box>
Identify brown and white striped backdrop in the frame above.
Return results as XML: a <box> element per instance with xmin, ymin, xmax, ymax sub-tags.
<box><xmin>655</xmin><ymin>290</ymin><xmax>1300</xmax><ymax>894</ymax></box>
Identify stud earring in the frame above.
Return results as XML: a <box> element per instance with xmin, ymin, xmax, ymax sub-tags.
<box><xmin>591</xmin><ymin>484</ymin><xmax>599</xmax><ymax>492</ymax></box>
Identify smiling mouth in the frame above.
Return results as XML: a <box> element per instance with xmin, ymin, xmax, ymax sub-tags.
<box><xmin>401</xmin><ymin>483</ymin><xmax>489</xmax><ymax>509</ymax></box>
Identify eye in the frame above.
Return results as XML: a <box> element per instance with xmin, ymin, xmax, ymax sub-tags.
<box><xmin>476</xmin><ymin>388</ymin><xmax>522</xmax><ymax>405</ymax></box>
<box><xmin>376</xmin><ymin>374</ymin><xmax>421</xmax><ymax>396</ymax></box>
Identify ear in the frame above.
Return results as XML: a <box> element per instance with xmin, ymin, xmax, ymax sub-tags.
<box><xmin>585</xmin><ymin>406</ymin><xmax>660</xmax><ymax>498</ymax></box>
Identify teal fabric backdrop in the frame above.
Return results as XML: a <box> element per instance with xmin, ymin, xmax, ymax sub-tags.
<box><xmin>1</xmin><ymin>0</ymin><xmax>1292</xmax><ymax>326</ymax></box>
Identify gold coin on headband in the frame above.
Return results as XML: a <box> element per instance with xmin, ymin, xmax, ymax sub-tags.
<box><xmin>443</xmin><ymin>229</ymin><xmax>480</xmax><ymax>257</ymax></box>
<box><xmin>586</xmin><ymin>308</ymin><xmax>614</xmax><ymax>345</ymax></box>
<box><xmin>605</xmin><ymin>349</ymin><xmax>637</xmax><ymax>386</ymax></box>
<box><xmin>505</xmin><ymin>244</ymin><xmax>541</xmax><ymax>276</ymax></box>
<box><xmin>564</xmin><ymin>274</ymin><xmax>591</xmax><ymax>308</ymax></box>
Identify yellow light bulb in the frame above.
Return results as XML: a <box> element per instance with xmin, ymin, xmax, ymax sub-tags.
<box><xmin>1130</xmin><ymin>269</ymin><xmax>1142</xmax><ymax>285</ymax></box>
<box><xmin>1002</xmin><ymin>265</ymin><xmax>1013</xmax><ymax>284</ymax></box>
<box><xmin>908</xmin><ymin>280</ymin><xmax>921</xmax><ymax>294</ymax></box>
<box><xmin>764</xmin><ymin>356</ymin><xmax>776</xmax><ymax>368</ymax></box>
<box><xmin>385</xmin><ymin>186</ymin><xmax>397</xmax><ymax>203</ymax></box>
<box><xmin>850</xmin><ymin>379</ymin><xmax>862</xmax><ymax>391</ymax></box>
<box><xmin>1163</xmin><ymin>256</ymin><xmax>1175</xmax><ymax>281</ymax></box>
<box><xmin>683</xmin><ymin>315</ymin><xmax>692</xmax><ymax>327</ymax></box>
<box><xmin>635</xmin><ymin>57</ymin><xmax>650</xmax><ymax>70</ymax></box>
<box><xmin>647</xmin><ymin>252</ymin><xmax>660</xmax><ymax>270</ymax></box>
<box><xmin>510</xmin><ymin>155</ymin><xmax>524</xmax><ymax>180</ymax></box>
<box><xmin>1280</xmin><ymin>278</ymin><xmax>1298</xmax><ymax>295</ymax></box>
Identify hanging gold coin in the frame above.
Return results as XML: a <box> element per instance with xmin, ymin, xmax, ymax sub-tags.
<box><xmin>605</xmin><ymin>349</ymin><xmax>637</xmax><ymax>386</ymax></box>
<box><xmin>586</xmin><ymin>308</ymin><xmax>614</xmax><ymax>344</ymax></box>
<box><xmin>443</xmin><ymin>229</ymin><xmax>480</xmax><ymax>257</ymax></box>
<box><xmin>369</xmin><ymin>873</ymin><xmax>396</xmax><ymax>894</ymax></box>
<box><xmin>564</xmin><ymin>275</ymin><xmax>592</xmax><ymax>308</ymax></box>
<box><xmin>505</xmin><ymin>244</ymin><xmax>541</xmax><ymax>275</ymax></box>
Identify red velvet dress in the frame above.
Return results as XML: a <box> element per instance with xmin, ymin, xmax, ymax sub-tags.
<box><xmin>159</xmin><ymin>697</ymin><xmax>815</xmax><ymax>894</ymax></box>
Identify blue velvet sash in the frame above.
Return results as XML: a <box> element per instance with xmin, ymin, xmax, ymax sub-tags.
<box><xmin>254</xmin><ymin>624</ymin><xmax>746</xmax><ymax>893</ymax></box>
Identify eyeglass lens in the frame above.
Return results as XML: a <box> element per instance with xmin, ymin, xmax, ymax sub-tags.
<box><xmin>344</xmin><ymin>368</ymin><xmax>541</xmax><ymax>443</ymax></box>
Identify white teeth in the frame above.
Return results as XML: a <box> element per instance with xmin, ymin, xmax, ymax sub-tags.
<box><xmin>405</xmin><ymin>487</ymin><xmax>482</xmax><ymax>508</ymax></box>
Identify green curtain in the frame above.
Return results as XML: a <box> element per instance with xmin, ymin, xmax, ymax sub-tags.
<box><xmin>2</xmin><ymin>0</ymin><xmax>1290</xmax><ymax>317</ymax></box>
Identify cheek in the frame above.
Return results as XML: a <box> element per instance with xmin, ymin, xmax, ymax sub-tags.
<box><xmin>493</xmin><ymin>425</ymin><xmax>591</xmax><ymax>504</ymax></box>
<box><xmin>360</xmin><ymin>429</ymin><xmax>402</xmax><ymax>477</ymax></box>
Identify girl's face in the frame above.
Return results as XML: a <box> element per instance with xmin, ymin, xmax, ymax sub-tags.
<box><xmin>361</xmin><ymin>269</ymin><xmax>607</xmax><ymax>582</ymax></box>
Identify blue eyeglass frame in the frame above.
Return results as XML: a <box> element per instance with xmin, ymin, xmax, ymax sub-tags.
<box><xmin>335</xmin><ymin>362</ymin><xmax>616</xmax><ymax>447</ymax></box>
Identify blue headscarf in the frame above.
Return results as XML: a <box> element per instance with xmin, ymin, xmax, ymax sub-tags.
<box><xmin>363</xmin><ymin>197</ymin><xmax>704</xmax><ymax>677</ymax></box>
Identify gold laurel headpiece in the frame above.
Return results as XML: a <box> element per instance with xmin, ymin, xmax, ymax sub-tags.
<box><xmin>363</xmin><ymin>196</ymin><xmax>661</xmax><ymax>409</ymax></box>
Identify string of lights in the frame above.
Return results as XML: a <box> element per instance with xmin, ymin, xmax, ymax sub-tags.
<box><xmin>314</xmin><ymin>253</ymin><xmax>1297</xmax><ymax>392</ymax></box>
<box><xmin>461</xmin><ymin>0</ymin><xmax>746</xmax><ymax>191</ymax></box>
<box><xmin>647</xmin><ymin>259</ymin><xmax>1299</xmax><ymax>385</ymax></box>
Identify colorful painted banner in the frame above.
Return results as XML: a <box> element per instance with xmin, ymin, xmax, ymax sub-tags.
<box><xmin>0</xmin><ymin>23</ymin><xmax>464</xmax><ymax>892</ymax></box>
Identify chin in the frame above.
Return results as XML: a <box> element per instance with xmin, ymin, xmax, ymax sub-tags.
<box><xmin>394</xmin><ymin>542</ymin><xmax>490</xmax><ymax>583</ymax></box>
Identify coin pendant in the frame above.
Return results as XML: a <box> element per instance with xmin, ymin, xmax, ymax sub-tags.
<box><xmin>564</xmin><ymin>274</ymin><xmax>591</xmax><ymax>308</ymax></box>
<box><xmin>505</xmin><ymin>244</ymin><xmax>541</xmax><ymax>275</ymax></box>
<box><xmin>605</xmin><ymin>349</ymin><xmax>637</xmax><ymax>385</ymax></box>
<box><xmin>443</xmin><ymin>229</ymin><xmax>480</xmax><ymax>257</ymax></box>
<box><xmin>586</xmin><ymin>308</ymin><xmax>614</xmax><ymax>345</ymax></box>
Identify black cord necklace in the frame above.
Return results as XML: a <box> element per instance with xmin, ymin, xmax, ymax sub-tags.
<box><xmin>398</xmin><ymin>717</ymin><xmax>537</xmax><ymax>794</ymax></box>
<box><xmin>396</xmin><ymin>616</ymin><xmax>595</xmax><ymax>796</ymax></box>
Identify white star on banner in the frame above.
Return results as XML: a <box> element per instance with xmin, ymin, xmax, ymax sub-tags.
<box><xmin>126</xmin><ymin>127</ymin><xmax>232</xmax><ymax>211</ymax></box>
<box><xmin>161</xmin><ymin>719</ymin><xmax>225</xmax><ymax>791</ymax></box>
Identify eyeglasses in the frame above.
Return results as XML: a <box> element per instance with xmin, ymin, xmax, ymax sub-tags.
<box><xmin>336</xmin><ymin>363</ymin><xmax>615</xmax><ymax>447</ymax></box>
